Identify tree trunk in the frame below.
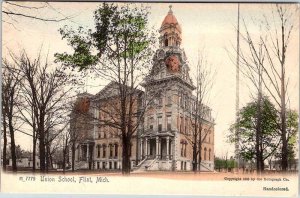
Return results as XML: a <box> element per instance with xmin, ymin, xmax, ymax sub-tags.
<box><xmin>281</xmin><ymin>109</ymin><xmax>288</xmax><ymax>171</ymax></box>
<box><xmin>2</xmin><ymin>118</ymin><xmax>7</xmax><ymax>171</ymax></box>
<box><xmin>71</xmin><ymin>142</ymin><xmax>75</xmax><ymax>172</ymax></box>
<box><xmin>39</xmin><ymin>119</ymin><xmax>46</xmax><ymax>172</ymax></box>
<box><xmin>198</xmin><ymin>129</ymin><xmax>202</xmax><ymax>172</ymax></box>
<box><xmin>32</xmin><ymin>138</ymin><xmax>37</xmax><ymax>171</ymax></box>
<box><xmin>122</xmin><ymin>136</ymin><xmax>130</xmax><ymax>175</ymax></box>
<box><xmin>280</xmin><ymin>75</ymin><xmax>287</xmax><ymax>171</ymax></box>
<box><xmin>63</xmin><ymin>135</ymin><xmax>68</xmax><ymax>173</ymax></box>
<box><xmin>8</xmin><ymin>116</ymin><xmax>17</xmax><ymax>172</ymax></box>
<box><xmin>192</xmin><ymin>123</ymin><xmax>198</xmax><ymax>172</ymax></box>
<box><xmin>280</xmin><ymin>15</ymin><xmax>288</xmax><ymax>172</ymax></box>
<box><xmin>63</xmin><ymin>146</ymin><xmax>67</xmax><ymax>173</ymax></box>
<box><xmin>192</xmin><ymin>145</ymin><xmax>198</xmax><ymax>172</ymax></box>
<box><xmin>256</xmin><ymin>91</ymin><xmax>262</xmax><ymax>174</ymax></box>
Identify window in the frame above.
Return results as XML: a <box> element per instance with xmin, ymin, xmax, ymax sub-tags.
<box><xmin>185</xmin><ymin>118</ymin><xmax>188</xmax><ymax>134</ymax></box>
<box><xmin>209</xmin><ymin>149</ymin><xmax>211</xmax><ymax>161</ymax></box>
<box><xmin>209</xmin><ymin>131</ymin><xmax>211</xmax><ymax>143</ymax></box>
<box><xmin>114</xmin><ymin>162</ymin><xmax>117</xmax><ymax>169</ymax></box>
<box><xmin>180</xmin><ymin>93</ymin><xmax>184</xmax><ymax>107</ymax></box>
<box><xmin>149</xmin><ymin>117</ymin><xmax>154</xmax><ymax>130</ymax></box>
<box><xmin>185</xmin><ymin>96</ymin><xmax>188</xmax><ymax>109</ymax></box>
<box><xmin>97</xmin><ymin>145</ymin><xmax>101</xmax><ymax>158</ymax></box>
<box><xmin>115</xmin><ymin>144</ymin><xmax>118</xmax><ymax>157</ymax></box>
<box><xmin>109</xmin><ymin>144</ymin><xmax>113</xmax><ymax>157</ymax></box>
<box><xmin>104</xmin><ymin>131</ymin><xmax>107</xmax><ymax>139</ymax></box>
<box><xmin>184</xmin><ymin>143</ymin><xmax>187</xmax><ymax>157</ymax></box>
<box><xmin>158</xmin><ymin>117</ymin><xmax>162</xmax><ymax>132</ymax></box>
<box><xmin>103</xmin><ymin>145</ymin><xmax>106</xmax><ymax>158</ymax></box>
<box><xmin>102</xmin><ymin>162</ymin><xmax>106</xmax><ymax>169</ymax></box>
<box><xmin>98</xmin><ymin>132</ymin><xmax>101</xmax><ymax>139</ymax></box>
<box><xmin>180</xmin><ymin>117</ymin><xmax>183</xmax><ymax>133</ymax></box>
<box><xmin>97</xmin><ymin>162</ymin><xmax>100</xmax><ymax>169</ymax></box>
<box><xmin>109</xmin><ymin>162</ymin><xmax>112</xmax><ymax>169</ymax></box>
<box><xmin>165</xmin><ymin>39</ymin><xmax>168</xmax><ymax>46</ymax></box>
<box><xmin>204</xmin><ymin>147</ymin><xmax>207</xmax><ymax>161</ymax></box>
<box><xmin>158</xmin><ymin>97</ymin><xmax>163</xmax><ymax>106</ymax></box>
<box><xmin>181</xmin><ymin>142</ymin><xmax>184</xmax><ymax>157</ymax></box>
<box><xmin>167</xmin><ymin>96</ymin><xmax>172</xmax><ymax>105</ymax></box>
<box><xmin>167</xmin><ymin>116</ymin><xmax>171</xmax><ymax>130</ymax></box>
<box><xmin>179</xmin><ymin>96</ymin><xmax>182</xmax><ymax>106</ymax></box>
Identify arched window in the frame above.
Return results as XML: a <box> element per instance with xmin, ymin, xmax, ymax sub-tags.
<box><xmin>204</xmin><ymin>147</ymin><xmax>207</xmax><ymax>160</ymax></box>
<box><xmin>180</xmin><ymin>140</ymin><xmax>184</xmax><ymax>157</ymax></box>
<box><xmin>204</xmin><ymin>129</ymin><xmax>207</xmax><ymax>142</ymax></box>
<box><xmin>115</xmin><ymin>144</ymin><xmax>118</xmax><ymax>157</ymax></box>
<box><xmin>97</xmin><ymin>145</ymin><xmax>101</xmax><ymax>158</ymax></box>
<box><xmin>102</xmin><ymin>144</ymin><xmax>106</xmax><ymax>158</ymax></box>
<box><xmin>109</xmin><ymin>144</ymin><xmax>113</xmax><ymax>157</ymax></box>
<box><xmin>184</xmin><ymin>143</ymin><xmax>187</xmax><ymax>157</ymax></box>
<box><xmin>165</xmin><ymin>39</ymin><xmax>168</xmax><ymax>46</ymax></box>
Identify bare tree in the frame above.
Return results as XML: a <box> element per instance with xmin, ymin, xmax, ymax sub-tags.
<box><xmin>62</xmin><ymin>129</ymin><xmax>70</xmax><ymax>173</ymax></box>
<box><xmin>184</xmin><ymin>50</ymin><xmax>215</xmax><ymax>172</ymax></box>
<box><xmin>2</xmin><ymin>58</ymin><xmax>23</xmax><ymax>172</ymax></box>
<box><xmin>228</xmin><ymin>18</ymin><xmax>268</xmax><ymax>173</ymax></box>
<box><xmin>9</xmin><ymin>49</ymin><xmax>73</xmax><ymax>173</ymax></box>
<box><xmin>260</xmin><ymin>4</ymin><xmax>298</xmax><ymax>171</ymax></box>
<box><xmin>234</xmin><ymin>4</ymin><xmax>298</xmax><ymax>172</ymax></box>
<box><xmin>2</xmin><ymin>1</ymin><xmax>73</xmax><ymax>28</ymax></box>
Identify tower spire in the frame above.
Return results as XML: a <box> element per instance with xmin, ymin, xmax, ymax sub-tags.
<box><xmin>160</xmin><ymin>6</ymin><xmax>182</xmax><ymax>47</ymax></box>
<box><xmin>168</xmin><ymin>5</ymin><xmax>173</xmax><ymax>14</ymax></box>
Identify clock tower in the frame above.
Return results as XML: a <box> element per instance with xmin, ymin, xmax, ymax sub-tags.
<box><xmin>146</xmin><ymin>5</ymin><xmax>194</xmax><ymax>88</ymax></box>
<box><xmin>139</xmin><ymin>6</ymin><xmax>205</xmax><ymax>172</ymax></box>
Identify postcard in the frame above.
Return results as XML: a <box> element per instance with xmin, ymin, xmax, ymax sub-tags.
<box><xmin>1</xmin><ymin>1</ymin><xmax>299</xmax><ymax>197</ymax></box>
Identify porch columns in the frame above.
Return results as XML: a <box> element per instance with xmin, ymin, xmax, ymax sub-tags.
<box><xmin>140</xmin><ymin>139</ymin><xmax>143</xmax><ymax>159</ymax></box>
<box><xmin>145</xmin><ymin>138</ymin><xmax>148</xmax><ymax>158</ymax></box>
<box><xmin>86</xmin><ymin>144</ymin><xmax>89</xmax><ymax>162</ymax></box>
<box><xmin>166</xmin><ymin>136</ymin><xmax>170</xmax><ymax>160</ymax></box>
<box><xmin>78</xmin><ymin>145</ymin><xmax>81</xmax><ymax>161</ymax></box>
<box><xmin>156</xmin><ymin>137</ymin><xmax>159</xmax><ymax>158</ymax></box>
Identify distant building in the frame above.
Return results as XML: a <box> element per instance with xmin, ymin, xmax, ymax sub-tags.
<box><xmin>8</xmin><ymin>156</ymin><xmax>40</xmax><ymax>169</ymax></box>
<box><xmin>71</xmin><ymin>7</ymin><xmax>215</xmax><ymax>172</ymax></box>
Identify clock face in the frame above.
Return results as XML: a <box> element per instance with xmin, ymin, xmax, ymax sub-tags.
<box><xmin>165</xmin><ymin>55</ymin><xmax>180</xmax><ymax>72</ymax></box>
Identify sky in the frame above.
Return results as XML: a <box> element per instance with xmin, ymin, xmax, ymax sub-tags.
<box><xmin>3</xmin><ymin>2</ymin><xmax>299</xmax><ymax>158</ymax></box>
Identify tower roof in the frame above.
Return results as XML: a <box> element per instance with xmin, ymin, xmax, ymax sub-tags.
<box><xmin>161</xmin><ymin>5</ymin><xmax>181</xmax><ymax>32</ymax></box>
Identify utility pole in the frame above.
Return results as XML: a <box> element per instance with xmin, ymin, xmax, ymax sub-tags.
<box><xmin>235</xmin><ymin>3</ymin><xmax>240</xmax><ymax>173</ymax></box>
